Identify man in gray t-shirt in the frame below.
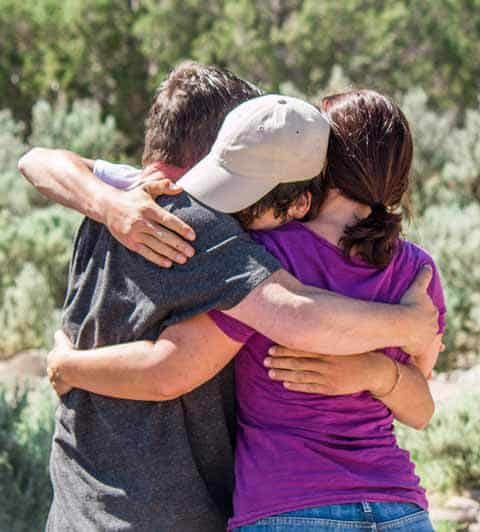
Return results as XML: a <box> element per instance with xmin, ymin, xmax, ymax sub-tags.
<box><xmin>49</xmin><ymin>192</ymin><xmax>280</xmax><ymax>531</ymax></box>
<box><xmin>42</xmin><ymin>63</ymin><xmax>275</xmax><ymax>532</ymax></box>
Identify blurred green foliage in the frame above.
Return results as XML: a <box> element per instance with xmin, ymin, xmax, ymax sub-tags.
<box><xmin>397</xmin><ymin>385</ymin><xmax>480</xmax><ymax>495</ymax></box>
<box><xmin>1</xmin><ymin>0</ymin><xmax>479</xmax><ymax>155</ymax></box>
<box><xmin>0</xmin><ymin>382</ymin><xmax>57</xmax><ymax>532</ymax></box>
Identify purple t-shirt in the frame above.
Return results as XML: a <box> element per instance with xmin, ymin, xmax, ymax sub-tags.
<box><xmin>209</xmin><ymin>221</ymin><xmax>446</xmax><ymax>530</ymax></box>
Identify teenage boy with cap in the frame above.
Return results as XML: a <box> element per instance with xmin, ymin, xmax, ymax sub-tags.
<box><xmin>20</xmin><ymin>65</ymin><xmax>438</xmax><ymax>532</ymax></box>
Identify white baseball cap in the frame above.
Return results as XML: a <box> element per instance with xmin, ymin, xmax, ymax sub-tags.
<box><xmin>177</xmin><ymin>94</ymin><xmax>330</xmax><ymax>213</ymax></box>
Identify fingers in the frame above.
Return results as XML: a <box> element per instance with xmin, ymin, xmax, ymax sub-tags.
<box><xmin>143</xmin><ymin>204</ymin><xmax>196</xmax><ymax>242</ymax></box>
<box><xmin>141</xmin><ymin>222</ymin><xmax>195</xmax><ymax>259</ymax></box>
<box><xmin>282</xmin><ymin>382</ymin><xmax>329</xmax><ymax>394</ymax></box>
<box><xmin>268</xmin><ymin>346</ymin><xmax>323</xmax><ymax>359</ymax></box>
<box><xmin>267</xmin><ymin>368</ymin><xmax>325</xmax><ymax>384</ymax></box>
<box><xmin>264</xmin><ymin>356</ymin><xmax>325</xmax><ymax>372</ymax></box>
<box><xmin>139</xmin><ymin>233</ymin><xmax>190</xmax><ymax>265</ymax></box>
<box><xmin>143</xmin><ymin>178</ymin><xmax>183</xmax><ymax>198</ymax></box>
<box><xmin>136</xmin><ymin>244</ymin><xmax>173</xmax><ymax>269</ymax></box>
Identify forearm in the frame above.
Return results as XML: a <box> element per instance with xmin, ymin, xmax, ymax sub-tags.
<box><xmin>228</xmin><ymin>271</ymin><xmax>412</xmax><ymax>355</ymax></box>
<box><xmin>52</xmin><ymin>314</ymin><xmax>241</xmax><ymax>401</ymax></box>
<box><xmin>56</xmin><ymin>340</ymin><xmax>177</xmax><ymax>401</ymax></box>
<box><xmin>18</xmin><ymin>148</ymin><xmax>116</xmax><ymax>222</ymax></box>
<box><xmin>372</xmin><ymin>354</ymin><xmax>434</xmax><ymax>430</ymax></box>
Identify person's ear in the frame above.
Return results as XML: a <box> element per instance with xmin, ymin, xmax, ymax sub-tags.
<box><xmin>288</xmin><ymin>192</ymin><xmax>312</xmax><ymax>220</ymax></box>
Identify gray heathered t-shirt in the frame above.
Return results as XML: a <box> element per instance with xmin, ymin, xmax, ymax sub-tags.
<box><xmin>46</xmin><ymin>168</ymin><xmax>281</xmax><ymax>531</ymax></box>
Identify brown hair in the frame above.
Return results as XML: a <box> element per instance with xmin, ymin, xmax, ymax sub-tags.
<box><xmin>233</xmin><ymin>177</ymin><xmax>324</xmax><ymax>228</ymax></box>
<box><xmin>142</xmin><ymin>61</ymin><xmax>262</xmax><ymax>167</ymax></box>
<box><xmin>320</xmin><ymin>90</ymin><xmax>413</xmax><ymax>268</ymax></box>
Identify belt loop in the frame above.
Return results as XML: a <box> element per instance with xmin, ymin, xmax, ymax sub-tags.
<box><xmin>362</xmin><ymin>501</ymin><xmax>372</xmax><ymax>513</ymax></box>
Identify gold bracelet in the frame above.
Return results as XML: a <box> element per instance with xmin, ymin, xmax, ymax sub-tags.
<box><xmin>372</xmin><ymin>359</ymin><xmax>402</xmax><ymax>399</ymax></box>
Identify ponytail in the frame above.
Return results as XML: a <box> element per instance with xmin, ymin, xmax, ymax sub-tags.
<box><xmin>340</xmin><ymin>204</ymin><xmax>402</xmax><ymax>269</ymax></box>
<box><xmin>320</xmin><ymin>90</ymin><xmax>413</xmax><ymax>269</ymax></box>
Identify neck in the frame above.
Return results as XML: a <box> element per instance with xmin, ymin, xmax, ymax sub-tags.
<box><xmin>150</xmin><ymin>161</ymin><xmax>188</xmax><ymax>182</ymax></box>
<box><xmin>307</xmin><ymin>190</ymin><xmax>371</xmax><ymax>247</ymax></box>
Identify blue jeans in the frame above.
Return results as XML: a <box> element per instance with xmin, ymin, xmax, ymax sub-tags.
<box><xmin>234</xmin><ymin>502</ymin><xmax>434</xmax><ymax>531</ymax></box>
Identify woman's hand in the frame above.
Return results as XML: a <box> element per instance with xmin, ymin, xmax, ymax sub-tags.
<box><xmin>264</xmin><ymin>347</ymin><xmax>395</xmax><ymax>396</ymax></box>
<box><xmin>47</xmin><ymin>331</ymin><xmax>75</xmax><ymax>397</ymax></box>
<box><xmin>104</xmin><ymin>166</ymin><xmax>196</xmax><ymax>268</ymax></box>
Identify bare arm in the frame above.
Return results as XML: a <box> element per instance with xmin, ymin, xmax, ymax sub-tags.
<box><xmin>226</xmin><ymin>266</ymin><xmax>439</xmax><ymax>357</ymax></box>
<box><xmin>18</xmin><ymin>148</ymin><xmax>195</xmax><ymax>266</ymax></box>
<box><xmin>265</xmin><ymin>349</ymin><xmax>434</xmax><ymax>430</ymax></box>
<box><xmin>48</xmin><ymin>319</ymin><xmax>434</xmax><ymax>429</ymax></box>
<box><xmin>19</xmin><ymin>148</ymin><xmax>118</xmax><ymax>223</ymax></box>
<box><xmin>48</xmin><ymin>314</ymin><xmax>242</xmax><ymax>401</ymax></box>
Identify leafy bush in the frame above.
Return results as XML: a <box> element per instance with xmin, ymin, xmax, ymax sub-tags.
<box><xmin>29</xmin><ymin>99</ymin><xmax>125</xmax><ymax>160</ymax></box>
<box><xmin>0</xmin><ymin>382</ymin><xmax>56</xmax><ymax>532</ymax></box>
<box><xmin>0</xmin><ymin>97</ymin><xmax>123</xmax><ymax>356</ymax></box>
<box><xmin>0</xmin><ymin>206</ymin><xmax>81</xmax><ymax>305</ymax></box>
<box><xmin>0</xmin><ymin>110</ymin><xmax>29</xmax><ymax>214</ymax></box>
<box><xmin>0</xmin><ymin>264</ymin><xmax>58</xmax><ymax>358</ymax></box>
<box><xmin>397</xmin><ymin>384</ymin><xmax>480</xmax><ymax>496</ymax></box>
<box><xmin>408</xmin><ymin>203</ymin><xmax>480</xmax><ymax>369</ymax></box>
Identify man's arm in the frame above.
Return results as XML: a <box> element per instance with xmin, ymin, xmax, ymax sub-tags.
<box><xmin>48</xmin><ymin>315</ymin><xmax>433</xmax><ymax>429</ymax></box>
<box><xmin>18</xmin><ymin>148</ymin><xmax>196</xmax><ymax>267</ymax></box>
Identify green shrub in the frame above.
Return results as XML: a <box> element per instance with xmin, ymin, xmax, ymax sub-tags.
<box><xmin>0</xmin><ymin>97</ymin><xmax>123</xmax><ymax>356</ymax></box>
<box><xmin>408</xmin><ymin>203</ymin><xmax>480</xmax><ymax>369</ymax></box>
<box><xmin>397</xmin><ymin>386</ymin><xmax>480</xmax><ymax>496</ymax></box>
<box><xmin>0</xmin><ymin>381</ymin><xmax>56</xmax><ymax>532</ymax></box>
<box><xmin>0</xmin><ymin>110</ymin><xmax>29</xmax><ymax>214</ymax></box>
<box><xmin>0</xmin><ymin>206</ymin><xmax>79</xmax><ymax>357</ymax></box>
<box><xmin>0</xmin><ymin>264</ymin><xmax>58</xmax><ymax>358</ymax></box>
<box><xmin>0</xmin><ymin>206</ymin><xmax>81</xmax><ymax>305</ymax></box>
<box><xmin>29</xmin><ymin>99</ymin><xmax>125</xmax><ymax>160</ymax></box>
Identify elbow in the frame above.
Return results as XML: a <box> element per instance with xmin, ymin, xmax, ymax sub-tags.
<box><xmin>17</xmin><ymin>149</ymin><xmax>35</xmax><ymax>177</ymax></box>
<box><xmin>149</xmin><ymin>381</ymin><xmax>184</xmax><ymax>402</ymax></box>
<box><xmin>147</xmin><ymin>356</ymin><xmax>191</xmax><ymax>402</ymax></box>
<box><xmin>409</xmin><ymin>403</ymin><xmax>435</xmax><ymax>431</ymax></box>
<box><xmin>18</xmin><ymin>147</ymin><xmax>46</xmax><ymax>181</ymax></box>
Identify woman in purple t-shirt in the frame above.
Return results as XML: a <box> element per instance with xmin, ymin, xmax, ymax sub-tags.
<box><xmin>210</xmin><ymin>91</ymin><xmax>444</xmax><ymax>531</ymax></box>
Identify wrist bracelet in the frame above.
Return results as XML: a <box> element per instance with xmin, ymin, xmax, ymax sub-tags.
<box><xmin>372</xmin><ymin>359</ymin><xmax>402</xmax><ymax>399</ymax></box>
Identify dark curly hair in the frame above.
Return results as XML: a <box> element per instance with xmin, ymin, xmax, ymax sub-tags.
<box><xmin>233</xmin><ymin>176</ymin><xmax>326</xmax><ymax>228</ymax></box>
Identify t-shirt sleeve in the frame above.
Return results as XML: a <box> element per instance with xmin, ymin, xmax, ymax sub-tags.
<box><xmin>207</xmin><ymin>309</ymin><xmax>256</xmax><ymax>344</ymax></box>
<box><xmin>427</xmin><ymin>259</ymin><xmax>447</xmax><ymax>334</ymax></box>
<box><xmin>106</xmin><ymin>193</ymin><xmax>282</xmax><ymax>335</ymax></box>
<box><xmin>93</xmin><ymin>159</ymin><xmax>142</xmax><ymax>190</ymax></box>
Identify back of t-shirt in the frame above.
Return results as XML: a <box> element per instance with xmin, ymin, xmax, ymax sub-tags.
<box><xmin>47</xmin><ymin>192</ymin><xmax>280</xmax><ymax>532</ymax></box>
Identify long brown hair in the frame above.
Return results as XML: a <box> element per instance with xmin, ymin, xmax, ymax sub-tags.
<box><xmin>320</xmin><ymin>90</ymin><xmax>413</xmax><ymax>268</ymax></box>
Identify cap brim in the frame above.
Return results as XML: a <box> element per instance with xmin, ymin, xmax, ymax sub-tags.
<box><xmin>177</xmin><ymin>154</ymin><xmax>277</xmax><ymax>213</ymax></box>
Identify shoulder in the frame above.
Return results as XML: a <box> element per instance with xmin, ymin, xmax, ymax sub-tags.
<box><xmin>397</xmin><ymin>239</ymin><xmax>438</xmax><ymax>271</ymax></box>
<box><xmin>250</xmin><ymin>221</ymin><xmax>304</xmax><ymax>252</ymax></box>
<box><xmin>158</xmin><ymin>193</ymin><xmax>247</xmax><ymax>250</ymax></box>
<box><xmin>398</xmin><ymin>239</ymin><xmax>447</xmax><ymax>318</ymax></box>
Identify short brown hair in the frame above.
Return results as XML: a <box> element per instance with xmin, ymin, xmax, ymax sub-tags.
<box><xmin>142</xmin><ymin>61</ymin><xmax>262</xmax><ymax>167</ymax></box>
<box><xmin>320</xmin><ymin>90</ymin><xmax>413</xmax><ymax>268</ymax></box>
<box><xmin>233</xmin><ymin>178</ymin><xmax>324</xmax><ymax>228</ymax></box>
